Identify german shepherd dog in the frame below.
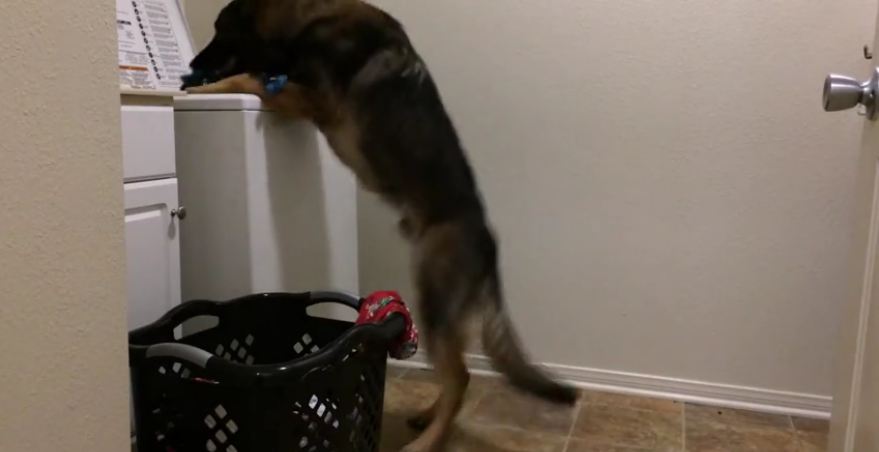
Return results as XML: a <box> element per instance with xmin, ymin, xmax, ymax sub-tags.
<box><xmin>182</xmin><ymin>0</ymin><xmax>578</xmax><ymax>450</ymax></box>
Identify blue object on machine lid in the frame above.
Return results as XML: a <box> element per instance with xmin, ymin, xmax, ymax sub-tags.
<box><xmin>265</xmin><ymin>74</ymin><xmax>289</xmax><ymax>96</ymax></box>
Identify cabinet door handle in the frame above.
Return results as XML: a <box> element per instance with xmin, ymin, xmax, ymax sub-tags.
<box><xmin>170</xmin><ymin>206</ymin><xmax>187</xmax><ymax>220</ymax></box>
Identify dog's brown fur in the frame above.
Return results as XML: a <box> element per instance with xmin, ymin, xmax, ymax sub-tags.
<box><xmin>183</xmin><ymin>1</ymin><xmax>577</xmax><ymax>450</ymax></box>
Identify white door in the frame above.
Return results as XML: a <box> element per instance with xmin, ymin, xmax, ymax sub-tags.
<box><xmin>124</xmin><ymin>178</ymin><xmax>182</xmax><ymax>331</ymax></box>
<box><xmin>828</xmin><ymin>10</ymin><xmax>879</xmax><ymax>451</ymax></box>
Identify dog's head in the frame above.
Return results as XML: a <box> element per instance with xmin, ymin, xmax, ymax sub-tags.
<box><xmin>181</xmin><ymin>0</ymin><xmax>263</xmax><ymax>89</ymax></box>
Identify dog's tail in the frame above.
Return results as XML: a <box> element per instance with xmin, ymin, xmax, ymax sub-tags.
<box><xmin>480</xmin><ymin>276</ymin><xmax>578</xmax><ymax>405</ymax></box>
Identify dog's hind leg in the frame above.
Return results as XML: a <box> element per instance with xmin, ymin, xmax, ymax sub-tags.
<box><xmin>406</xmin><ymin>400</ymin><xmax>436</xmax><ymax>431</ymax></box>
<box><xmin>405</xmin><ymin>329</ymin><xmax>469</xmax><ymax>432</ymax></box>
<box><xmin>403</xmin><ymin>329</ymin><xmax>469</xmax><ymax>452</ymax></box>
<box><xmin>403</xmin><ymin>223</ymin><xmax>479</xmax><ymax>452</ymax></box>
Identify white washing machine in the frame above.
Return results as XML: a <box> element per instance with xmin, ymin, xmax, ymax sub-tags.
<box><xmin>173</xmin><ymin>94</ymin><xmax>359</xmax><ymax>315</ymax></box>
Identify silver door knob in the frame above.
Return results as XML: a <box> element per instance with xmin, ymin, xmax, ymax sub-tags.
<box><xmin>824</xmin><ymin>75</ymin><xmax>867</xmax><ymax>111</ymax></box>
<box><xmin>823</xmin><ymin>68</ymin><xmax>879</xmax><ymax>119</ymax></box>
<box><xmin>171</xmin><ymin>206</ymin><xmax>187</xmax><ymax>220</ymax></box>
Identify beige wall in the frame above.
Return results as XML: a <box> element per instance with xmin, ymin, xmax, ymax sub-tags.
<box><xmin>359</xmin><ymin>0</ymin><xmax>877</xmax><ymax>398</ymax></box>
<box><xmin>0</xmin><ymin>0</ymin><xmax>128</xmax><ymax>450</ymax></box>
<box><xmin>181</xmin><ymin>0</ymin><xmax>229</xmax><ymax>50</ymax></box>
<box><xmin>179</xmin><ymin>0</ymin><xmax>877</xmax><ymax>397</ymax></box>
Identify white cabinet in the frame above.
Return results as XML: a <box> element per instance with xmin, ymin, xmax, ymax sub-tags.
<box><xmin>121</xmin><ymin>105</ymin><xmax>176</xmax><ymax>182</ymax></box>
<box><xmin>120</xmin><ymin>99</ymin><xmax>181</xmax><ymax>332</ymax></box>
<box><xmin>124</xmin><ymin>178</ymin><xmax>182</xmax><ymax>330</ymax></box>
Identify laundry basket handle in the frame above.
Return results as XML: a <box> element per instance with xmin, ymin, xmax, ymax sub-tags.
<box><xmin>145</xmin><ymin>343</ymin><xmax>214</xmax><ymax>367</ymax></box>
<box><xmin>308</xmin><ymin>291</ymin><xmax>362</xmax><ymax>310</ymax></box>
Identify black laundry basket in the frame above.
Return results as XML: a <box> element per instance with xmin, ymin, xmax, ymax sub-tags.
<box><xmin>129</xmin><ymin>292</ymin><xmax>406</xmax><ymax>452</ymax></box>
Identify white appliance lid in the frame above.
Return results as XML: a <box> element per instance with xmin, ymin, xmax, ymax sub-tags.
<box><xmin>173</xmin><ymin>94</ymin><xmax>269</xmax><ymax>111</ymax></box>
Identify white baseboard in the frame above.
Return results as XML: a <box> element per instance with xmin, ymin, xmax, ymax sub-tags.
<box><xmin>390</xmin><ymin>352</ymin><xmax>832</xmax><ymax>420</ymax></box>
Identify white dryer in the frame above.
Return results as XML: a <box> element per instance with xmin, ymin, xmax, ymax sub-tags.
<box><xmin>173</xmin><ymin>94</ymin><xmax>359</xmax><ymax>309</ymax></box>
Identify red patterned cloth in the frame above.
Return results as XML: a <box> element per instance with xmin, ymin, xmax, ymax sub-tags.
<box><xmin>356</xmin><ymin>291</ymin><xmax>418</xmax><ymax>360</ymax></box>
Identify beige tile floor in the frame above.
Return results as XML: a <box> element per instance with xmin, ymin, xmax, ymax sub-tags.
<box><xmin>382</xmin><ymin>367</ymin><xmax>829</xmax><ymax>452</ymax></box>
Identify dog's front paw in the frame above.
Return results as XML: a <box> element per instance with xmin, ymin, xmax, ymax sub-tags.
<box><xmin>184</xmin><ymin>85</ymin><xmax>209</xmax><ymax>94</ymax></box>
<box><xmin>180</xmin><ymin>69</ymin><xmax>223</xmax><ymax>91</ymax></box>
